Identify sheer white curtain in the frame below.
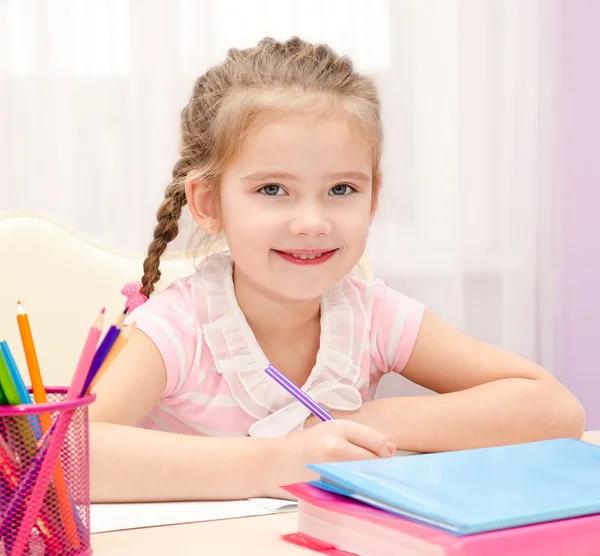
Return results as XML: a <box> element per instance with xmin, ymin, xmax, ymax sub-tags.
<box><xmin>1</xmin><ymin>0</ymin><xmax>556</xmax><ymax>395</ymax></box>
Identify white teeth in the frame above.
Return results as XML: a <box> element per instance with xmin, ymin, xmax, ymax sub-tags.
<box><xmin>290</xmin><ymin>253</ymin><xmax>322</xmax><ymax>260</ymax></box>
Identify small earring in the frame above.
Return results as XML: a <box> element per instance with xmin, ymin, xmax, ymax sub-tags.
<box><xmin>209</xmin><ymin>223</ymin><xmax>216</xmax><ymax>231</ymax></box>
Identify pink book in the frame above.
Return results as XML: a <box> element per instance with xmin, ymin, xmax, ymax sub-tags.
<box><xmin>282</xmin><ymin>483</ymin><xmax>600</xmax><ymax>556</ymax></box>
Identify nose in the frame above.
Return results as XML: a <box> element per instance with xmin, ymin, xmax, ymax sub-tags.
<box><xmin>288</xmin><ymin>201</ymin><xmax>331</xmax><ymax>237</ymax></box>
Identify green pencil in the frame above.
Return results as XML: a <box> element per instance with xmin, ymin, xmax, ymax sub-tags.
<box><xmin>0</xmin><ymin>348</ymin><xmax>20</xmax><ymax>405</ymax></box>
<box><xmin>0</xmin><ymin>342</ymin><xmax>38</xmax><ymax>466</ymax></box>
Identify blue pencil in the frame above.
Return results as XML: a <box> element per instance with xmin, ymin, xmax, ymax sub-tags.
<box><xmin>0</xmin><ymin>338</ymin><xmax>42</xmax><ymax>439</ymax></box>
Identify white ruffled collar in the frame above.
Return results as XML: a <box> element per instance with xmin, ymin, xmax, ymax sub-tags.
<box><xmin>189</xmin><ymin>252</ymin><xmax>369</xmax><ymax>438</ymax></box>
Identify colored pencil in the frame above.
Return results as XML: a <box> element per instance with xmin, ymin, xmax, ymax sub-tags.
<box><xmin>86</xmin><ymin>324</ymin><xmax>134</xmax><ymax>394</ymax></box>
<box><xmin>264</xmin><ymin>364</ymin><xmax>333</xmax><ymax>422</ymax></box>
<box><xmin>0</xmin><ymin>337</ymin><xmax>35</xmax><ymax>406</ymax></box>
<box><xmin>0</xmin><ymin>340</ymin><xmax>24</xmax><ymax>406</ymax></box>
<box><xmin>0</xmin><ymin>425</ymin><xmax>17</xmax><ymax>465</ymax></box>
<box><xmin>16</xmin><ymin>302</ymin><xmax>51</xmax><ymax>431</ymax></box>
<box><xmin>0</xmin><ymin>341</ymin><xmax>40</xmax><ymax>460</ymax></box>
<box><xmin>0</xmin><ymin>387</ymin><xmax>75</xmax><ymax>553</ymax></box>
<box><xmin>16</xmin><ymin>301</ymin><xmax>80</xmax><ymax>549</ymax></box>
<box><xmin>0</xmin><ymin>438</ymin><xmax>64</xmax><ymax>554</ymax></box>
<box><xmin>0</xmin><ymin>336</ymin><xmax>42</xmax><ymax>441</ymax></box>
<box><xmin>69</xmin><ymin>308</ymin><xmax>106</xmax><ymax>399</ymax></box>
<box><xmin>81</xmin><ymin>307</ymin><xmax>127</xmax><ymax>395</ymax></box>
<box><xmin>11</xmin><ymin>308</ymin><xmax>105</xmax><ymax>556</ymax></box>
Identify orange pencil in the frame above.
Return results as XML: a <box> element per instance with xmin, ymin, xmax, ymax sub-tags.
<box><xmin>87</xmin><ymin>324</ymin><xmax>134</xmax><ymax>394</ymax></box>
<box><xmin>15</xmin><ymin>302</ymin><xmax>80</xmax><ymax>549</ymax></box>
<box><xmin>16</xmin><ymin>302</ymin><xmax>51</xmax><ymax>432</ymax></box>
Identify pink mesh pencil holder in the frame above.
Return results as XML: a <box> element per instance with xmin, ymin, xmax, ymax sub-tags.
<box><xmin>0</xmin><ymin>387</ymin><xmax>95</xmax><ymax>556</ymax></box>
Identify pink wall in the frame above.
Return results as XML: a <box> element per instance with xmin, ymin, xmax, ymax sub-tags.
<box><xmin>557</xmin><ymin>0</ymin><xmax>600</xmax><ymax>428</ymax></box>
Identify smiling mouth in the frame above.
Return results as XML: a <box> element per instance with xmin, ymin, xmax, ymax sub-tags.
<box><xmin>273</xmin><ymin>249</ymin><xmax>338</xmax><ymax>265</ymax></box>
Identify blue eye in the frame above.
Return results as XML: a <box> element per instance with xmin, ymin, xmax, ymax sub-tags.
<box><xmin>329</xmin><ymin>184</ymin><xmax>355</xmax><ymax>196</ymax></box>
<box><xmin>260</xmin><ymin>184</ymin><xmax>286</xmax><ymax>196</ymax></box>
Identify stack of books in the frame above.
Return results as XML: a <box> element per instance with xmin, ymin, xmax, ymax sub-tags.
<box><xmin>282</xmin><ymin>438</ymin><xmax>600</xmax><ymax>555</ymax></box>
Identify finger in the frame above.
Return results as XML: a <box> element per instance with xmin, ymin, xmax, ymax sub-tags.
<box><xmin>333</xmin><ymin>443</ymin><xmax>379</xmax><ymax>463</ymax></box>
<box><xmin>304</xmin><ymin>415</ymin><xmax>319</xmax><ymax>429</ymax></box>
<box><xmin>335</xmin><ymin>420</ymin><xmax>391</xmax><ymax>458</ymax></box>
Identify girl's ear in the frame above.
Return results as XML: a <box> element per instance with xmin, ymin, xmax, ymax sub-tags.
<box><xmin>185</xmin><ymin>178</ymin><xmax>220</xmax><ymax>234</ymax></box>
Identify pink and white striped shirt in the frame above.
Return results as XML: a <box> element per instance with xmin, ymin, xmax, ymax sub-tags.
<box><xmin>127</xmin><ymin>252</ymin><xmax>424</xmax><ymax>438</ymax></box>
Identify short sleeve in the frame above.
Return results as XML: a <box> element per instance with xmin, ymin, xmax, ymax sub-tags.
<box><xmin>368</xmin><ymin>280</ymin><xmax>425</xmax><ymax>374</ymax></box>
<box><xmin>124</xmin><ymin>279</ymin><xmax>201</xmax><ymax>398</ymax></box>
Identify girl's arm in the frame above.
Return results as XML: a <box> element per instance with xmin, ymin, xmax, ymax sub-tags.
<box><xmin>310</xmin><ymin>311</ymin><xmax>585</xmax><ymax>452</ymax></box>
<box><xmin>90</xmin><ymin>328</ymin><xmax>395</xmax><ymax>502</ymax></box>
<box><xmin>89</xmin><ymin>328</ymin><xmax>276</xmax><ymax>502</ymax></box>
<box><xmin>90</xmin><ymin>423</ymin><xmax>277</xmax><ymax>502</ymax></box>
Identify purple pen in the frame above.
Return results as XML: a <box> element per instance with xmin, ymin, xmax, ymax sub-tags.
<box><xmin>265</xmin><ymin>365</ymin><xmax>333</xmax><ymax>422</ymax></box>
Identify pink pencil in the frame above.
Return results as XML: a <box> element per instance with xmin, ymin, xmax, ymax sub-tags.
<box><xmin>67</xmin><ymin>308</ymin><xmax>105</xmax><ymax>399</ymax></box>
<box><xmin>12</xmin><ymin>308</ymin><xmax>104</xmax><ymax>556</ymax></box>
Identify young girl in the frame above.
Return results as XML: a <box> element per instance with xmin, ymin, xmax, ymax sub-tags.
<box><xmin>90</xmin><ymin>37</ymin><xmax>585</xmax><ymax>503</ymax></box>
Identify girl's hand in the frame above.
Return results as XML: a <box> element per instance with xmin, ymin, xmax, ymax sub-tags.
<box><xmin>264</xmin><ymin>419</ymin><xmax>396</xmax><ymax>499</ymax></box>
<box><xmin>304</xmin><ymin>408</ymin><xmax>365</xmax><ymax>429</ymax></box>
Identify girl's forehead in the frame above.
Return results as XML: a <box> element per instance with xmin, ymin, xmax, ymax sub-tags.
<box><xmin>232</xmin><ymin>114</ymin><xmax>372</xmax><ymax>167</ymax></box>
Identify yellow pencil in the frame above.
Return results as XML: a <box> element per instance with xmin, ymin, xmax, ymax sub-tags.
<box><xmin>86</xmin><ymin>324</ymin><xmax>134</xmax><ymax>394</ymax></box>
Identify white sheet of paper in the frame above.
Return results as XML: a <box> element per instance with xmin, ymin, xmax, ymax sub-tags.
<box><xmin>394</xmin><ymin>450</ymin><xmax>418</xmax><ymax>457</ymax></box>
<box><xmin>91</xmin><ymin>453</ymin><xmax>412</xmax><ymax>533</ymax></box>
<box><xmin>247</xmin><ymin>497</ymin><xmax>298</xmax><ymax>513</ymax></box>
<box><xmin>90</xmin><ymin>498</ymin><xmax>298</xmax><ymax>534</ymax></box>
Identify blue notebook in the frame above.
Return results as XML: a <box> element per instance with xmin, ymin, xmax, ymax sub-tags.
<box><xmin>306</xmin><ymin>438</ymin><xmax>600</xmax><ymax>535</ymax></box>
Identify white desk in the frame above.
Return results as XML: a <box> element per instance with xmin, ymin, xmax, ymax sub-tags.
<box><xmin>91</xmin><ymin>431</ymin><xmax>600</xmax><ymax>555</ymax></box>
<box><xmin>92</xmin><ymin>512</ymin><xmax>303</xmax><ymax>555</ymax></box>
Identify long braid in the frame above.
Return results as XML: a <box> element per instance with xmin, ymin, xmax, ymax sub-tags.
<box><xmin>140</xmin><ymin>161</ymin><xmax>188</xmax><ymax>298</ymax></box>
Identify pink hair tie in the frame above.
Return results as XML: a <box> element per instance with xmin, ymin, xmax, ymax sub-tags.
<box><xmin>121</xmin><ymin>282</ymin><xmax>149</xmax><ymax>312</ymax></box>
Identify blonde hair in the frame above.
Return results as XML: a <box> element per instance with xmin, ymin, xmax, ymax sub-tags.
<box><xmin>140</xmin><ymin>36</ymin><xmax>383</xmax><ymax>297</ymax></box>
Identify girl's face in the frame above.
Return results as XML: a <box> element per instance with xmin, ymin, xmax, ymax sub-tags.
<box><xmin>219</xmin><ymin>114</ymin><xmax>374</xmax><ymax>301</ymax></box>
